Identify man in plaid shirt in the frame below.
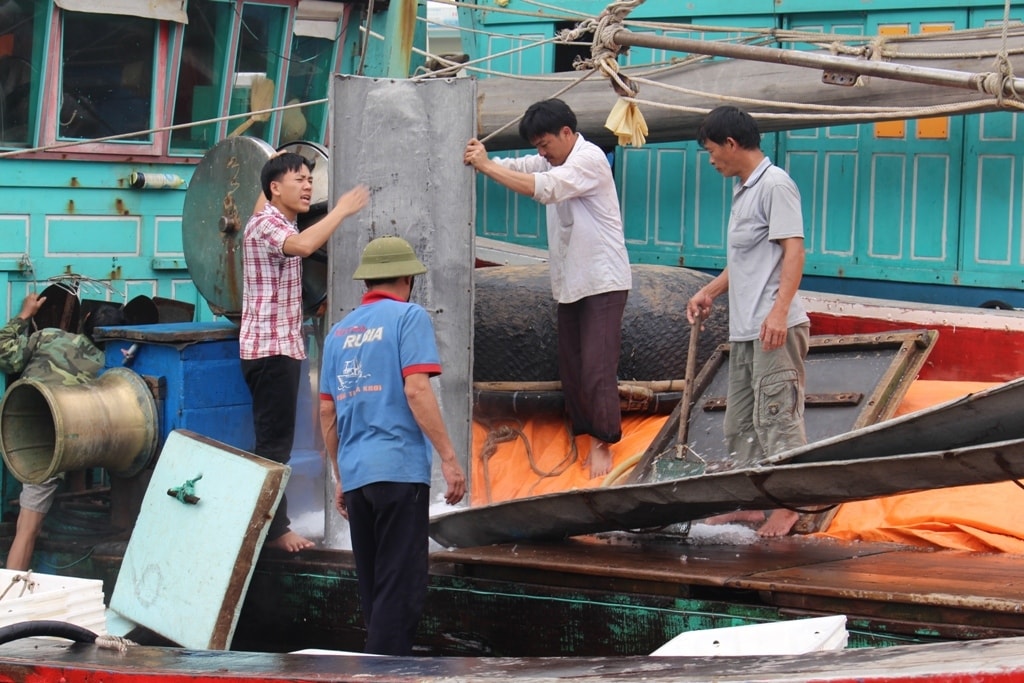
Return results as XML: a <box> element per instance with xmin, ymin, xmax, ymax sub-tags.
<box><xmin>241</xmin><ymin>152</ymin><xmax>369</xmax><ymax>552</ymax></box>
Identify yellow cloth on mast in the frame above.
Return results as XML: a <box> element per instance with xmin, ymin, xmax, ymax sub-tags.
<box><xmin>604</xmin><ymin>97</ymin><xmax>648</xmax><ymax>147</ymax></box>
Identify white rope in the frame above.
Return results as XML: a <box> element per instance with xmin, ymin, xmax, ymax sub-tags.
<box><xmin>990</xmin><ymin>0</ymin><xmax>1020</xmax><ymax>103</ymax></box>
<box><xmin>359</xmin><ymin>24</ymin><xmax>567</xmax><ymax>81</ymax></box>
<box><xmin>0</xmin><ymin>99</ymin><xmax>326</xmax><ymax>159</ymax></box>
<box><xmin>478</xmin><ymin>69</ymin><xmax>600</xmax><ymax>144</ymax></box>
<box><xmin>626</xmin><ymin>94</ymin><xmax>1024</xmax><ymax>122</ymax></box>
<box><xmin>0</xmin><ymin>571</ymin><xmax>35</xmax><ymax>601</ymax></box>
<box><xmin>631</xmin><ymin>74</ymin><xmax>992</xmax><ymax>114</ymax></box>
<box><xmin>94</xmin><ymin>634</ymin><xmax>136</xmax><ymax>652</ymax></box>
<box><xmin>621</xmin><ymin>18</ymin><xmax>1024</xmax><ymax>51</ymax></box>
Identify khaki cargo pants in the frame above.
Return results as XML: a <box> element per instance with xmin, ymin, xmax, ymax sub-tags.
<box><xmin>723</xmin><ymin>323</ymin><xmax>810</xmax><ymax>468</ymax></box>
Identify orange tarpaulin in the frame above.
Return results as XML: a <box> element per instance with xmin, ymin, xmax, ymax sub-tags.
<box><xmin>471</xmin><ymin>413</ymin><xmax>668</xmax><ymax>505</ymax></box>
<box><xmin>817</xmin><ymin>380</ymin><xmax>1024</xmax><ymax>553</ymax></box>
<box><xmin>470</xmin><ymin>380</ymin><xmax>1024</xmax><ymax>551</ymax></box>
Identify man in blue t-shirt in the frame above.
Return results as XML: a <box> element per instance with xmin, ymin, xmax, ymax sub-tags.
<box><xmin>318</xmin><ymin>236</ymin><xmax>466</xmax><ymax>656</ymax></box>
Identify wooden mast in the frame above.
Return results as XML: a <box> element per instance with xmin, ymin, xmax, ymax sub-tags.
<box><xmin>472</xmin><ymin>27</ymin><xmax>1024</xmax><ymax>150</ymax></box>
<box><xmin>611</xmin><ymin>29</ymin><xmax>1024</xmax><ymax>98</ymax></box>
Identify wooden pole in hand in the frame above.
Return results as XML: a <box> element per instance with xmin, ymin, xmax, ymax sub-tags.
<box><xmin>676</xmin><ymin>314</ymin><xmax>703</xmax><ymax>452</ymax></box>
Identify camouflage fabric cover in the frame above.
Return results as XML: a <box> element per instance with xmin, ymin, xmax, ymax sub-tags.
<box><xmin>0</xmin><ymin>317</ymin><xmax>104</xmax><ymax>385</ymax></box>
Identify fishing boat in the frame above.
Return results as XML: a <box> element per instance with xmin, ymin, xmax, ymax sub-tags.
<box><xmin>2</xmin><ymin>0</ymin><xmax>1024</xmax><ymax>676</ymax></box>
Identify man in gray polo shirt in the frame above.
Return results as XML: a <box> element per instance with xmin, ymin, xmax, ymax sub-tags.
<box><xmin>686</xmin><ymin>105</ymin><xmax>811</xmax><ymax>537</ymax></box>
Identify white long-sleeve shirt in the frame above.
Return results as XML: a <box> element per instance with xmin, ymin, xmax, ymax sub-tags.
<box><xmin>495</xmin><ymin>134</ymin><xmax>632</xmax><ymax>303</ymax></box>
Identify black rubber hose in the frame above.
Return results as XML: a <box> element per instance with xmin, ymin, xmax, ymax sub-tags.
<box><xmin>0</xmin><ymin>620</ymin><xmax>98</xmax><ymax>646</ymax></box>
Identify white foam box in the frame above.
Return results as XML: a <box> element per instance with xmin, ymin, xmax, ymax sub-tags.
<box><xmin>0</xmin><ymin>569</ymin><xmax>106</xmax><ymax>635</ymax></box>
<box><xmin>651</xmin><ymin>614</ymin><xmax>848</xmax><ymax>657</ymax></box>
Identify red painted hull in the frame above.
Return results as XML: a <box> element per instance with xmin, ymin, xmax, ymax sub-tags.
<box><xmin>2</xmin><ymin>635</ymin><xmax>1024</xmax><ymax>682</ymax></box>
<box><xmin>805</xmin><ymin>293</ymin><xmax>1024</xmax><ymax>382</ymax></box>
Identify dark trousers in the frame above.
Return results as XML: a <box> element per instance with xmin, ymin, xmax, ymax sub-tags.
<box><xmin>557</xmin><ymin>290</ymin><xmax>628</xmax><ymax>443</ymax></box>
<box><xmin>241</xmin><ymin>355</ymin><xmax>301</xmax><ymax>541</ymax></box>
<box><xmin>346</xmin><ymin>482</ymin><xmax>429</xmax><ymax>656</ymax></box>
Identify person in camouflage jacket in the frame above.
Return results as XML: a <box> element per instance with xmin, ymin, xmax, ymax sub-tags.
<box><xmin>0</xmin><ymin>292</ymin><xmax>124</xmax><ymax>571</ymax></box>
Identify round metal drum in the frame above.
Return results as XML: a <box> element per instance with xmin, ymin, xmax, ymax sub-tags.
<box><xmin>182</xmin><ymin>136</ymin><xmax>275</xmax><ymax>320</ymax></box>
<box><xmin>278</xmin><ymin>140</ymin><xmax>330</xmax><ymax>315</ymax></box>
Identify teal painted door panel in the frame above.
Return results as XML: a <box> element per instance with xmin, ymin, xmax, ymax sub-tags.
<box><xmin>784</xmin><ymin>127</ymin><xmax>860</xmax><ymax>264</ymax></box>
<box><xmin>959</xmin><ymin>7</ymin><xmax>1024</xmax><ymax>283</ymax></box>
<box><xmin>868</xmin><ymin>154</ymin><xmax>907</xmax><ymax>259</ymax></box>
<box><xmin>479</xmin><ymin>31</ymin><xmax>551</xmax><ymax>78</ymax></box>
<box><xmin>969</xmin><ymin>154</ymin><xmax>1016</xmax><ymax>265</ymax></box>
<box><xmin>471</xmin><ymin>30</ymin><xmax>550</xmax><ymax>248</ymax></box>
<box><xmin>783</xmin><ymin>9</ymin><xmax>965</xmax><ymax>283</ymax></box>
<box><xmin>820</xmin><ymin>150</ymin><xmax>858</xmax><ymax>257</ymax></box>
<box><xmin>476</xmin><ymin>165</ymin><xmax>546</xmax><ymax>246</ymax></box>
<box><xmin>692</xmin><ymin>150</ymin><xmax>731</xmax><ymax>254</ymax></box>
<box><xmin>0</xmin><ymin>158</ymin><xmax>214</xmax><ymax>325</ymax></box>
<box><xmin>620</xmin><ymin>14</ymin><xmax>772</xmax><ymax>268</ymax></box>
<box><xmin>619</xmin><ymin>143</ymin><xmax>687</xmax><ymax>253</ymax></box>
<box><xmin>909</xmin><ymin>154</ymin><xmax>954</xmax><ymax>261</ymax></box>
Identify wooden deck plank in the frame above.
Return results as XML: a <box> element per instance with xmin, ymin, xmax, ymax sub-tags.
<box><xmin>738</xmin><ymin>548</ymin><xmax>1024</xmax><ymax>637</ymax></box>
<box><xmin>732</xmin><ymin>549</ymin><xmax>1024</xmax><ymax>610</ymax></box>
<box><xmin>439</xmin><ymin>536</ymin><xmax>900</xmax><ymax>588</ymax></box>
<box><xmin>437</xmin><ymin>535</ymin><xmax>1024</xmax><ymax>637</ymax></box>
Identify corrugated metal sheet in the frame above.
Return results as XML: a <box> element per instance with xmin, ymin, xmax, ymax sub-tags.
<box><xmin>329</xmin><ymin>74</ymin><xmax>476</xmax><ymax>496</ymax></box>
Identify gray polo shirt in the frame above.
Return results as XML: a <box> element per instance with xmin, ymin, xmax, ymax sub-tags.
<box><xmin>726</xmin><ymin>156</ymin><xmax>810</xmax><ymax>341</ymax></box>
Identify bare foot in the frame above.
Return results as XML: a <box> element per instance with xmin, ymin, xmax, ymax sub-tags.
<box><xmin>704</xmin><ymin>510</ymin><xmax>766</xmax><ymax>526</ymax></box>
<box><xmin>589</xmin><ymin>441</ymin><xmax>614</xmax><ymax>479</ymax></box>
<box><xmin>265</xmin><ymin>530</ymin><xmax>315</xmax><ymax>552</ymax></box>
<box><xmin>757</xmin><ymin>509</ymin><xmax>799</xmax><ymax>537</ymax></box>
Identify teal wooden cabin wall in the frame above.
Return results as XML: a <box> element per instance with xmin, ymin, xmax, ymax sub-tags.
<box><xmin>466</xmin><ymin>0</ymin><xmax>1024</xmax><ymax>306</ymax></box>
<box><xmin>0</xmin><ymin>158</ymin><xmax>203</xmax><ymax>324</ymax></box>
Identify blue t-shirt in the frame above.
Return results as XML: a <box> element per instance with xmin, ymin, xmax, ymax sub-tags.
<box><xmin>319</xmin><ymin>292</ymin><xmax>442</xmax><ymax>493</ymax></box>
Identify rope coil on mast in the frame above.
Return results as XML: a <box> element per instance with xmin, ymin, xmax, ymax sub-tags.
<box><xmin>559</xmin><ymin>0</ymin><xmax>650</xmax><ymax>147</ymax></box>
<box><xmin>989</xmin><ymin>0</ymin><xmax>1019</xmax><ymax>105</ymax></box>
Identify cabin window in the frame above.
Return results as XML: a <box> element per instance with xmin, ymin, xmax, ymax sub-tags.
<box><xmin>282</xmin><ymin>34</ymin><xmax>334</xmax><ymax>143</ymax></box>
<box><xmin>0</xmin><ymin>0</ymin><xmax>39</xmax><ymax>147</ymax></box>
<box><xmin>226</xmin><ymin>3</ymin><xmax>288</xmax><ymax>142</ymax></box>
<box><xmin>284</xmin><ymin>0</ymin><xmax>343</xmax><ymax>144</ymax></box>
<box><xmin>171</xmin><ymin>0</ymin><xmax>233</xmax><ymax>150</ymax></box>
<box><xmin>58</xmin><ymin>10</ymin><xmax>156</xmax><ymax>141</ymax></box>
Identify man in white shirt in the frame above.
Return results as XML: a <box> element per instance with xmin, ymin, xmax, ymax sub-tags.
<box><xmin>464</xmin><ymin>99</ymin><xmax>632</xmax><ymax>478</ymax></box>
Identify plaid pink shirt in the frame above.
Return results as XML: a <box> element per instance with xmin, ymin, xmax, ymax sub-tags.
<box><xmin>240</xmin><ymin>203</ymin><xmax>306</xmax><ymax>360</ymax></box>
